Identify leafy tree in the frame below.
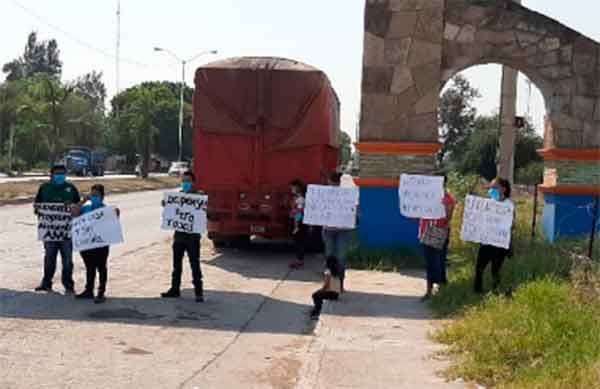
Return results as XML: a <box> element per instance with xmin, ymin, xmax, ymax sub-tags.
<box><xmin>2</xmin><ymin>32</ymin><xmax>62</xmax><ymax>81</ymax></box>
<box><xmin>451</xmin><ymin>114</ymin><xmax>543</xmax><ymax>181</ymax></box>
<box><xmin>73</xmin><ymin>71</ymin><xmax>107</xmax><ymax>112</ymax></box>
<box><xmin>109</xmin><ymin>81</ymin><xmax>193</xmax><ymax>162</ymax></box>
<box><xmin>340</xmin><ymin>131</ymin><xmax>353</xmax><ymax>167</ymax></box>
<box><xmin>438</xmin><ymin>75</ymin><xmax>481</xmax><ymax>164</ymax></box>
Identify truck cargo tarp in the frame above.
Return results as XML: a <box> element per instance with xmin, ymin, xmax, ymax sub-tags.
<box><xmin>194</xmin><ymin>57</ymin><xmax>340</xmax><ymax>150</ymax></box>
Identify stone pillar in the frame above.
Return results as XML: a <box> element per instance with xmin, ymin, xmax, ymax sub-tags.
<box><xmin>497</xmin><ymin>0</ymin><xmax>521</xmax><ymax>183</ymax></box>
<box><xmin>497</xmin><ymin>65</ymin><xmax>518</xmax><ymax>182</ymax></box>
<box><xmin>358</xmin><ymin>0</ymin><xmax>445</xmax><ymax>250</ymax></box>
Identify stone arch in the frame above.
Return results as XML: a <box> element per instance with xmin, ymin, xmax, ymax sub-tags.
<box><xmin>357</xmin><ymin>0</ymin><xmax>600</xmax><ymax>247</ymax></box>
<box><xmin>441</xmin><ymin>0</ymin><xmax>600</xmax><ymax>150</ymax></box>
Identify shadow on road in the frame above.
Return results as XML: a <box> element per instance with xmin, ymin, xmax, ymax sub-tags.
<box><xmin>0</xmin><ymin>285</ymin><xmax>430</xmax><ymax>333</ymax></box>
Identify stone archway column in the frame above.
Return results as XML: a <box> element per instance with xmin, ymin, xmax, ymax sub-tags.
<box><xmin>356</xmin><ymin>0</ymin><xmax>445</xmax><ymax>249</ymax></box>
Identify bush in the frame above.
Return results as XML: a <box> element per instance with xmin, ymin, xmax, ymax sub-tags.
<box><xmin>515</xmin><ymin>162</ymin><xmax>544</xmax><ymax>186</ymax></box>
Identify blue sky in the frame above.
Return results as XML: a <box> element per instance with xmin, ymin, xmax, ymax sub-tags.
<box><xmin>1</xmin><ymin>1</ymin><xmax>598</xmax><ymax>139</ymax></box>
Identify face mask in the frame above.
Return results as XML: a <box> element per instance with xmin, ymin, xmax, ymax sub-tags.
<box><xmin>91</xmin><ymin>195</ymin><xmax>102</xmax><ymax>207</ymax></box>
<box><xmin>52</xmin><ymin>174</ymin><xmax>66</xmax><ymax>185</ymax></box>
<box><xmin>182</xmin><ymin>182</ymin><xmax>193</xmax><ymax>193</ymax></box>
<box><xmin>488</xmin><ymin>188</ymin><xmax>501</xmax><ymax>201</ymax></box>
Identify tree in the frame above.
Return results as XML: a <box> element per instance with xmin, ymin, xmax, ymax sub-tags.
<box><xmin>438</xmin><ymin>75</ymin><xmax>481</xmax><ymax>163</ymax></box>
<box><xmin>73</xmin><ymin>71</ymin><xmax>107</xmax><ymax>112</ymax></box>
<box><xmin>451</xmin><ymin>114</ymin><xmax>543</xmax><ymax>181</ymax></box>
<box><xmin>3</xmin><ymin>32</ymin><xmax>62</xmax><ymax>81</ymax></box>
<box><xmin>109</xmin><ymin>81</ymin><xmax>193</xmax><ymax>162</ymax></box>
<box><xmin>339</xmin><ymin>131</ymin><xmax>353</xmax><ymax>168</ymax></box>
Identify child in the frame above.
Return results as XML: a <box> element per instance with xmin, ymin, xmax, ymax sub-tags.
<box><xmin>73</xmin><ymin>184</ymin><xmax>118</xmax><ymax>304</ymax></box>
<box><xmin>310</xmin><ymin>256</ymin><xmax>342</xmax><ymax>320</ymax></box>
<box><xmin>474</xmin><ymin>178</ymin><xmax>515</xmax><ymax>293</ymax></box>
<box><xmin>289</xmin><ymin>179</ymin><xmax>307</xmax><ymax>269</ymax></box>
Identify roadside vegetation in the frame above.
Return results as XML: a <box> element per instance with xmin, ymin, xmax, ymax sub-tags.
<box><xmin>0</xmin><ymin>176</ymin><xmax>179</xmax><ymax>203</ymax></box>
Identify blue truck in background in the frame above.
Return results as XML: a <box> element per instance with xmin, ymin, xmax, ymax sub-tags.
<box><xmin>64</xmin><ymin>146</ymin><xmax>106</xmax><ymax>176</ymax></box>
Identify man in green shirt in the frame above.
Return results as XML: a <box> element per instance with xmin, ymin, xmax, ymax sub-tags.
<box><xmin>33</xmin><ymin>164</ymin><xmax>80</xmax><ymax>293</ymax></box>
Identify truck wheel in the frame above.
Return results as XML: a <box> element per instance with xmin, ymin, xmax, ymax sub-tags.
<box><xmin>231</xmin><ymin>235</ymin><xmax>251</xmax><ymax>248</ymax></box>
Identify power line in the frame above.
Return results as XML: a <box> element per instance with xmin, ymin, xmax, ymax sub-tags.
<box><xmin>9</xmin><ymin>0</ymin><xmax>148</xmax><ymax>68</ymax></box>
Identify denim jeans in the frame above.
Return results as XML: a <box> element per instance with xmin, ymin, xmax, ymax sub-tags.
<box><xmin>41</xmin><ymin>241</ymin><xmax>74</xmax><ymax>290</ymax></box>
<box><xmin>321</xmin><ymin>229</ymin><xmax>354</xmax><ymax>281</ymax></box>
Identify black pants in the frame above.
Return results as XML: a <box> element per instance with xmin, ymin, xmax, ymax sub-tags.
<box><xmin>171</xmin><ymin>239</ymin><xmax>203</xmax><ymax>292</ymax></box>
<box><xmin>293</xmin><ymin>223</ymin><xmax>307</xmax><ymax>261</ymax></box>
<box><xmin>474</xmin><ymin>244</ymin><xmax>509</xmax><ymax>293</ymax></box>
<box><xmin>312</xmin><ymin>289</ymin><xmax>338</xmax><ymax>315</ymax></box>
<box><xmin>81</xmin><ymin>246</ymin><xmax>109</xmax><ymax>293</ymax></box>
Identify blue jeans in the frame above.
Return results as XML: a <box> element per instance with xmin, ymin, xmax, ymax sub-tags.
<box><xmin>322</xmin><ymin>229</ymin><xmax>353</xmax><ymax>281</ymax></box>
<box><xmin>41</xmin><ymin>241</ymin><xmax>74</xmax><ymax>290</ymax></box>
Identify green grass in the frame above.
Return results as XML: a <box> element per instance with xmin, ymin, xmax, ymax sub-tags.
<box><xmin>429</xmin><ymin>193</ymin><xmax>600</xmax><ymax>388</ymax></box>
<box><xmin>347</xmin><ymin>187</ymin><xmax>600</xmax><ymax>388</ymax></box>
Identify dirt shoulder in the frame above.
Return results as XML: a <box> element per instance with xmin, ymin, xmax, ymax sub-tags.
<box><xmin>0</xmin><ymin>176</ymin><xmax>180</xmax><ymax>205</ymax></box>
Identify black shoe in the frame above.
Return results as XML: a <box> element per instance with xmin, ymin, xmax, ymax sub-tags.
<box><xmin>161</xmin><ymin>289</ymin><xmax>180</xmax><ymax>298</ymax></box>
<box><xmin>76</xmin><ymin>290</ymin><xmax>94</xmax><ymax>299</ymax></box>
<box><xmin>94</xmin><ymin>295</ymin><xmax>106</xmax><ymax>304</ymax></box>
<box><xmin>64</xmin><ymin>288</ymin><xmax>75</xmax><ymax>295</ymax></box>
<box><xmin>310</xmin><ymin>309</ymin><xmax>320</xmax><ymax>320</ymax></box>
<box><xmin>34</xmin><ymin>285</ymin><xmax>52</xmax><ymax>292</ymax></box>
<box><xmin>195</xmin><ymin>286</ymin><xmax>204</xmax><ymax>302</ymax></box>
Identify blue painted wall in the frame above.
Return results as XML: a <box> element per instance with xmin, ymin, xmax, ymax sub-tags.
<box><xmin>543</xmin><ymin>193</ymin><xmax>600</xmax><ymax>243</ymax></box>
<box><xmin>358</xmin><ymin>187</ymin><xmax>420</xmax><ymax>249</ymax></box>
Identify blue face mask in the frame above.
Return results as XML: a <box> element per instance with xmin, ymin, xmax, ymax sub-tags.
<box><xmin>53</xmin><ymin>174</ymin><xmax>66</xmax><ymax>185</ymax></box>
<box><xmin>182</xmin><ymin>182</ymin><xmax>193</xmax><ymax>193</ymax></box>
<box><xmin>91</xmin><ymin>195</ymin><xmax>103</xmax><ymax>208</ymax></box>
<box><xmin>488</xmin><ymin>188</ymin><xmax>501</xmax><ymax>201</ymax></box>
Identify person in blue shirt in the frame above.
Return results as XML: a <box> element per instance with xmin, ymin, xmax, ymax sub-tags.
<box><xmin>73</xmin><ymin>184</ymin><xmax>118</xmax><ymax>304</ymax></box>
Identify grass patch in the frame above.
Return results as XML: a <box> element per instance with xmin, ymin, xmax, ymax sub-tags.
<box><xmin>0</xmin><ymin>176</ymin><xmax>180</xmax><ymax>202</ymax></box>
<box><xmin>430</xmin><ymin>190</ymin><xmax>600</xmax><ymax>388</ymax></box>
<box><xmin>347</xmin><ymin>245</ymin><xmax>424</xmax><ymax>271</ymax></box>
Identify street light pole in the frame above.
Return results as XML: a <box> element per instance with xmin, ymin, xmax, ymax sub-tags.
<box><xmin>154</xmin><ymin>48</ymin><xmax>217</xmax><ymax>161</ymax></box>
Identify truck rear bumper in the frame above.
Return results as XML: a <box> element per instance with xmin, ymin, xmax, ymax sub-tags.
<box><xmin>208</xmin><ymin>219</ymin><xmax>289</xmax><ymax>240</ymax></box>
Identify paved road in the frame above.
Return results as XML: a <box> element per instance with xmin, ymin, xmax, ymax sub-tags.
<box><xmin>0</xmin><ymin>173</ymin><xmax>168</xmax><ymax>184</ymax></box>
<box><xmin>0</xmin><ymin>190</ymin><xmax>460</xmax><ymax>389</ymax></box>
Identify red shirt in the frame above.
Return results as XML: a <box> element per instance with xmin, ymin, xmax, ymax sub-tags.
<box><xmin>418</xmin><ymin>192</ymin><xmax>457</xmax><ymax>238</ymax></box>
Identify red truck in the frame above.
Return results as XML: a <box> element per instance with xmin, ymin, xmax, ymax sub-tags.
<box><xmin>193</xmin><ymin>57</ymin><xmax>340</xmax><ymax>247</ymax></box>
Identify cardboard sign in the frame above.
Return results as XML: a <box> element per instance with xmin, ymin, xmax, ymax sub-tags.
<box><xmin>161</xmin><ymin>192</ymin><xmax>208</xmax><ymax>234</ymax></box>
<box><xmin>460</xmin><ymin>195</ymin><xmax>514</xmax><ymax>249</ymax></box>
<box><xmin>35</xmin><ymin>203</ymin><xmax>73</xmax><ymax>241</ymax></box>
<box><xmin>399</xmin><ymin>174</ymin><xmax>446</xmax><ymax>219</ymax></box>
<box><xmin>303</xmin><ymin>185</ymin><xmax>359</xmax><ymax>229</ymax></box>
<box><xmin>72</xmin><ymin>207</ymin><xmax>124</xmax><ymax>252</ymax></box>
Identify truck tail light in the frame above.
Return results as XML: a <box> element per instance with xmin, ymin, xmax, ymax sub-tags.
<box><xmin>240</xmin><ymin>192</ymin><xmax>247</xmax><ymax>200</ymax></box>
<box><xmin>239</xmin><ymin>202</ymin><xmax>250</xmax><ymax>211</ymax></box>
<box><xmin>264</xmin><ymin>194</ymin><xmax>271</xmax><ymax>201</ymax></box>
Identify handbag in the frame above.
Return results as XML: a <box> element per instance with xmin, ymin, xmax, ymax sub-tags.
<box><xmin>420</xmin><ymin>223</ymin><xmax>449</xmax><ymax>250</ymax></box>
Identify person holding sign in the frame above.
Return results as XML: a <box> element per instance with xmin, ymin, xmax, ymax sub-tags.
<box><xmin>474</xmin><ymin>178</ymin><xmax>515</xmax><ymax>294</ymax></box>
<box><xmin>418</xmin><ymin>175</ymin><xmax>456</xmax><ymax>301</ymax></box>
<box><xmin>72</xmin><ymin>184</ymin><xmax>119</xmax><ymax>304</ymax></box>
<box><xmin>320</xmin><ymin>172</ymin><xmax>357</xmax><ymax>292</ymax></box>
<box><xmin>33</xmin><ymin>164</ymin><xmax>80</xmax><ymax>293</ymax></box>
<box><xmin>289</xmin><ymin>179</ymin><xmax>307</xmax><ymax>269</ymax></box>
<box><xmin>161</xmin><ymin>171</ymin><xmax>205</xmax><ymax>302</ymax></box>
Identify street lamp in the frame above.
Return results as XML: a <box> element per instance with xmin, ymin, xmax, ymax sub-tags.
<box><xmin>154</xmin><ymin>47</ymin><xmax>218</xmax><ymax>161</ymax></box>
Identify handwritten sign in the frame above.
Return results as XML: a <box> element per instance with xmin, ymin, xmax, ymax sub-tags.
<box><xmin>399</xmin><ymin>174</ymin><xmax>446</xmax><ymax>219</ymax></box>
<box><xmin>303</xmin><ymin>185</ymin><xmax>359</xmax><ymax>229</ymax></box>
<box><xmin>72</xmin><ymin>207</ymin><xmax>124</xmax><ymax>252</ymax></box>
<box><xmin>35</xmin><ymin>203</ymin><xmax>72</xmax><ymax>241</ymax></box>
<box><xmin>460</xmin><ymin>195</ymin><xmax>514</xmax><ymax>249</ymax></box>
<box><xmin>161</xmin><ymin>192</ymin><xmax>208</xmax><ymax>234</ymax></box>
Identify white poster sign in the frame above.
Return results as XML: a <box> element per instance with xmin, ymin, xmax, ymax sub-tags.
<box><xmin>161</xmin><ymin>192</ymin><xmax>208</xmax><ymax>234</ymax></box>
<box><xmin>399</xmin><ymin>174</ymin><xmax>446</xmax><ymax>219</ymax></box>
<box><xmin>35</xmin><ymin>203</ymin><xmax>73</xmax><ymax>241</ymax></box>
<box><xmin>303</xmin><ymin>185</ymin><xmax>359</xmax><ymax>229</ymax></box>
<box><xmin>460</xmin><ymin>195</ymin><xmax>514</xmax><ymax>249</ymax></box>
<box><xmin>72</xmin><ymin>207</ymin><xmax>124</xmax><ymax>252</ymax></box>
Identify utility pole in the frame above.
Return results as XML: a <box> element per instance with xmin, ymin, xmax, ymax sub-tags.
<box><xmin>497</xmin><ymin>0</ymin><xmax>521</xmax><ymax>183</ymax></box>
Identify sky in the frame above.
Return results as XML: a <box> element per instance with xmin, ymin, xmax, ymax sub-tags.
<box><xmin>1</xmin><ymin>0</ymin><xmax>598</xmax><ymax>140</ymax></box>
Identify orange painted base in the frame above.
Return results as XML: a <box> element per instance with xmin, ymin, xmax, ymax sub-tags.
<box><xmin>539</xmin><ymin>184</ymin><xmax>600</xmax><ymax>196</ymax></box>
